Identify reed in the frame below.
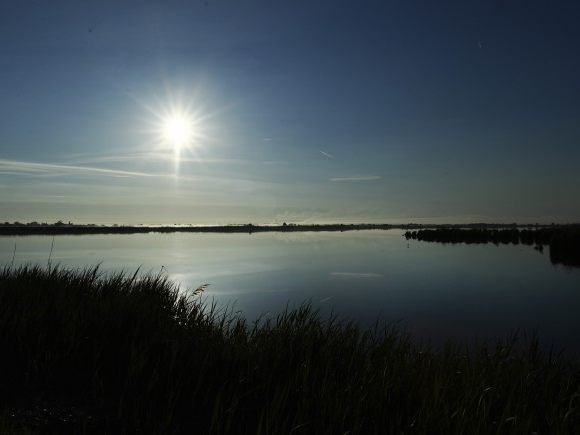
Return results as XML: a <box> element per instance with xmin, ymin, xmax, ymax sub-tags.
<box><xmin>1</xmin><ymin>265</ymin><xmax>579</xmax><ymax>433</ymax></box>
<box><xmin>405</xmin><ymin>228</ymin><xmax>580</xmax><ymax>267</ymax></box>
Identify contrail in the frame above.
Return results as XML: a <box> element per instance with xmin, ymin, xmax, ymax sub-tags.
<box><xmin>329</xmin><ymin>175</ymin><xmax>381</xmax><ymax>182</ymax></box>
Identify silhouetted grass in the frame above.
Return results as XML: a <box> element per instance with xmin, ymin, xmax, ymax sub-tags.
<box><xmin>1</xmin><ymin>266</ymin><xmax>580</xmax><ymax>433</ymax></box>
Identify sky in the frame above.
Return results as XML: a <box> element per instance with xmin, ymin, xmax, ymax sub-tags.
<box><xmin>1</xmin><ymin>0</ymin><xmax>580</xmax><ymax>224</ymax></box>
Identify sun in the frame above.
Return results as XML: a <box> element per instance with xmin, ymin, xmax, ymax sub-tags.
<box><xmin>162</xmin><ymin>114</ymin><xmax>194</xmax><ymax>150</ymax></box>
<box><xmin>142</xmin><ymin>91</ymin><xmax>215</xmax><ymax>177</ymax></box>
<box><xmin>154</xmin><ymin>106</ymin><xmax>205</xmax><ymax>177</ymax></box>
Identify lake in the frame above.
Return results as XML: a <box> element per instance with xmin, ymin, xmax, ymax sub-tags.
<box><xmin>2</xmin><ymin>230</ymin><xmax>580</xmax><ymax>350</ymax></box>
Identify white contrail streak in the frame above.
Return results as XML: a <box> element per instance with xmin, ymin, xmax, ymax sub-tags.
<box><xmin>329</xmin><ymin>175</ymin><xmax>381</xmax><ymax>182</ymax></box>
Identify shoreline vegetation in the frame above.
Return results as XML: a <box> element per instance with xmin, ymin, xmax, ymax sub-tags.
<box><xmin>405</xmin><ymin>228</ymin><xmax>580</xmax><ymax>268</ymax></box>
<box><xmin>2</xmin><ymin>266</ymin><xmax>580</xmax><ymax>433</ymax></box>
<box><xmin>1</xmin><ymin>221</ymin><xmax>580</xmax><ymax>236</ymax></box>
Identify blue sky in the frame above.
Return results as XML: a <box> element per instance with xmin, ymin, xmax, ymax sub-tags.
<box><xmin>1</xmin><ymin>0</ymin><xmax>580</xmax><ymax>224</ymax></box>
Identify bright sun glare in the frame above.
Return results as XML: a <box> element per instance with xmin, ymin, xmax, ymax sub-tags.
<box><xmin>162</xmin><ymin>114</ymin><xmax>194</xmax><ymax>149</ymax></box>
<box><xmin>148</xmin><ymin>94</ymin><xmax>211</xmax><ymax>176</ymax></box>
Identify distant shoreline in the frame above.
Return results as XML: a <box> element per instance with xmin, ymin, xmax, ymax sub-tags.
<box><xmin>1</xmin><ymin>222</ymin><xmax>578</xmax><ymax>236</ymax></box>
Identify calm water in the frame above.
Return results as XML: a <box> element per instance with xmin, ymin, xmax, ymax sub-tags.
<box><xmin>2</xmin><ymin>230</ymin><xmax>580</xmax><ymax>349</ymax></box>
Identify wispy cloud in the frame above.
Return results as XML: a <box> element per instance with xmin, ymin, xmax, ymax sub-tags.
<box><xmin>319</xmin><ymin>150</ymin><xmax>334</xmax><ymax>159</ymax></box>
<box><xmin>330</xmin><ymin>272</ymin><xmax>382</xmax><ymax>278</ymax></box>
<box><xmin>0</xmin><ymin>158</ymin><xmax>282</xmax><ymax>192</ymax></box>
<box><xmin>329</xmin><ymin>175</ymin><xmax>381</xmax><ymax>182</ymax></box>
<box><xmin>64</xmin><ymin>152</ymin><xmax>286</xmax><ymax>167</ymax></box>
<box><xmin>0</xmin><ymin>159</ymin><xmax>153</xmax><ymax>178</ymax></box>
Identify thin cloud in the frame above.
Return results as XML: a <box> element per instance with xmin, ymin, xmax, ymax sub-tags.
<box><xmin>330</xmin><ymin>272</ymin><xmax>382</xmax><ymax>278</ymax></box>
<box><xmin>319</xmin><ymin>150</ymin><xmax>334</xmax><ymax>159</ymax></box>
<box><xmin>329</xmin><ymin>175</ymin><xmax>381</xmax><ymax>182</ymax></box>
<box><xmin>0</xmin><ymin>158</ymin><xmax>285</xmax><ymax>191</ymax></box>
<box><xmin>65</xmin><ymin>152</ymin><xmax>286</xmax><ymax>166</ymax></box>
<box><xmin>0</xmin><ymin>159</ymin><xmax>153</xmax><ymax>178</ymax></box>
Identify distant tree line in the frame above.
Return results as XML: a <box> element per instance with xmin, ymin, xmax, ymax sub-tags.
<box><xmin>0</xmin><ymin>222</ymin><xmax>396</xmax><ymax>236</ymax></box>
<box><xmin>1</xmin><ymin>221</ymin><xmax>579</xmax><ymax>236</ymax></box>
<box><xmin>2</xmin><ymin>220</ymin><xmax>68</xmax><ymax>226</ymax></box>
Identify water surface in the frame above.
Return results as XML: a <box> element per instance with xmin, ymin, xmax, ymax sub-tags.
<box><xmin>2</xmin><ymin>230</ymin><xmax>579</xmax><ymax>349</ymax></box>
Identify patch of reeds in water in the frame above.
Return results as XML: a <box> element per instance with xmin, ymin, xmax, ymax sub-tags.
<box><xmin>405</xmin><ymin>228</ymin><xmax>580</xmax><ymax>268</ymax></box>
<box><xmin>1</xmin><ymin>265</ymin><xmax>580</xmax><ymax>433</ymax></box>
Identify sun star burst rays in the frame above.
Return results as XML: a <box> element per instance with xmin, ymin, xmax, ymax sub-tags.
<box><xmin>137</xmin><ymin>90</ymin><xmax>217</xmax><ymax>179</ymax></box>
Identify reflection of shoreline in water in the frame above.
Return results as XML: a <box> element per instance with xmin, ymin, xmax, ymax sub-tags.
<box><xmin>405</xmin><ymin>228</ymin><xmax>580</xmax><ymax>268</ymax></box>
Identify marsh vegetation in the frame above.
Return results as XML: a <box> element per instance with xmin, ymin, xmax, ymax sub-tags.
<box><xmin>1</xmin><ymin>266</ymin><xmax>580</xmax><ymax>433</ymax></box>
<box><xmin>405</xmin><ymin>228</ymin><xmax>580</xmax><ymax>268</ymax></box>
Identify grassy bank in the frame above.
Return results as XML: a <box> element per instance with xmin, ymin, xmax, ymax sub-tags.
<box><xmin>1</xmin><ymin>266</ymin><xmax>580</xmax><ymax>434</ymax></box>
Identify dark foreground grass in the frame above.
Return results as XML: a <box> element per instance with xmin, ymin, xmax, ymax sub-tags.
<box><xmin>1</xmin><ymin>266</ymin><xmax>580</xmax><ymax>434</ymax></box>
